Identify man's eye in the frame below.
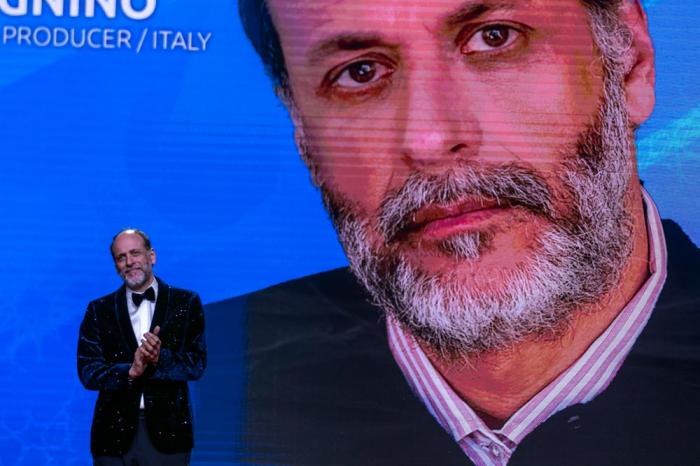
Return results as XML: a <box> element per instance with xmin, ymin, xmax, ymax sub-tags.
<box><xmin>461</xmin><ymin>25</ymin><xmax>521</xmax><ymax>54</ymax></box>
<box><xmin>334</xmin><ymin>60</ymin><xmax>393</xmax><ymax>88</ymax></box>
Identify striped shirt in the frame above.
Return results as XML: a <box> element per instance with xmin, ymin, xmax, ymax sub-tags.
<box><xmin>386</xmin><ymin>190</ymin><xmax>668</xmax><ymax>466</ymax></box>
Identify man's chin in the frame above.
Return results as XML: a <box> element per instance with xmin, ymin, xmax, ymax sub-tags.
<box><xmin>123</xmin><ymin>272</ymin><xmax>147</xmax><ymax>290</ymax></box>
<box><xmin>392</xmin><ymin>236</ymin><xmax>540</xmax><ymax>289</ymax></box>
<box><xmin>390</xmin><ymin>255</ymin><xmax>534</xmax><ymax>306</ymax></box>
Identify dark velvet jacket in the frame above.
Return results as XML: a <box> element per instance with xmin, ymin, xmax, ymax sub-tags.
<box><xmin>199</xmin><ymin>220</ymin><xmax>700</xmax><ymax>465</ymax></box>
<box><xmin>78</xmin><ymin>278</ymin><xmax>206</xmax><ymax>456</ymax></box>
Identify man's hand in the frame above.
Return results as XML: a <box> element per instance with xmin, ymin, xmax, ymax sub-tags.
<box><xmin>139</xmin><ymin>326</ymin><xmax>161</xmax><ymax>365</ymax></box>
<box><xmin>129</xmin><ymin>348</ymin><xmax>147</xmax><ymax>378</ymax></box>
<box><xmin>129</xmin><ymin>326</ymin><xmax>162</xmax><ymax>378</ymax></box>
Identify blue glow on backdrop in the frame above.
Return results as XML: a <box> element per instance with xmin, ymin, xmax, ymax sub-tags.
<box><xmin>0</xmin><ymin>0</ymin><xmax>696</xmax><ymax>464</ymax></box>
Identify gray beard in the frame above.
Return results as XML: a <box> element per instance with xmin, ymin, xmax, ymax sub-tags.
<box><xmin>122</xmin><ymin>268</ymin><xmax>150</xmax><ymax>291</ymax></box>
<box><xmin>312</xmin><ymin>75</ymin><xmax>635</xmax><ymax>358</ymax></box>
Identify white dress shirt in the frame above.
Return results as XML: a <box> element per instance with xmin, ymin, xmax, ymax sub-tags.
<box><xmin>126</xmin><ymin>278</ymin><xmax>158</xmax><ymax>409</ymax></box>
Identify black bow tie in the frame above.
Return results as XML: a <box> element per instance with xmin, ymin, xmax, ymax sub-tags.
<box><xmin>132</xmin><ymin>287</ymin><xmax>155</xmax><ymax>306</ymax></box>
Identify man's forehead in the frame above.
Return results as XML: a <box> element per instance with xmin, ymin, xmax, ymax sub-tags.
<box><xmin>265</xmin><ymin>0</ymin><xmax>591</xmax><ymax>28</ymax></box>
<box><xmin>268</xmin><ymin>0</ymin><xmax>521</xmax><ymax>33</ymax></box>
<box><xmin>267</xmin><ymin>0</ymin><xmax>588</xmax><ymax>56</ymax></box>
<box><xmin>114</xmin><ymin>233</ymin><xmax>145</xmax><ymax>249</ymax></box>
<box><xmin>266</xmin><ymin>0</ymin><xmax>536</xmax><ymax>17</ymax></box>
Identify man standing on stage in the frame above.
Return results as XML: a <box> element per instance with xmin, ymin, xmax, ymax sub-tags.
<box><xmin>78</xmin><ymin>228</ymin><xmax>206</xmax><ymax>465</ymax></box>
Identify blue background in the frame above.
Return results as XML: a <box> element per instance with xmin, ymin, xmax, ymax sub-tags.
<box><xmin>0</xmin><ymin>0</ymin><xmax>697</xmax><ymax>464</ymax></box>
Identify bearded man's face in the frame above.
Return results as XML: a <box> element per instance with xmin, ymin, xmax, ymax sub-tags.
<box><xmin>268</xmin><ymin>0</ymin><xmax>642</xmax><ymax>355</ymax></box>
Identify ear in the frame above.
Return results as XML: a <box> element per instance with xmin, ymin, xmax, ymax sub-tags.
<box><xmin>150</xmin><ymin>249</ymin><xmax>157</xmax><ymax>266</ymax></box>
<box><xmin>620</xmin><ymin>0</ymin><xmax>656</xmax><ymax>126</ymax></box>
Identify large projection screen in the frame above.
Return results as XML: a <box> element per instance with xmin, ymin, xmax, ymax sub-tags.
<box><xmin>0</xmin><ymin>0</ymin><xmax>697</xmax><ymax>464</ymax></box>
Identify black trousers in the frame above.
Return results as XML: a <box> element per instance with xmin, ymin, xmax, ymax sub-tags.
<box><xmin>93</xmin><ymin>412</ymin><xmax>190</xmax><ymax>466</ymax></box>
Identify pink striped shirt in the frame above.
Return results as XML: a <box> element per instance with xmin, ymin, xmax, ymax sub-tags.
<box><xmin>386</xmin><ymin>191</ymin><xmax>668</xmax><ymax>466</ymax></box>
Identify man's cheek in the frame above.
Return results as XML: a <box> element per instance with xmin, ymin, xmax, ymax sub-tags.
<box><xmin>311</xmin><ymin>149</ymin><xmax>392</xmax><ymax>212</ymax></box>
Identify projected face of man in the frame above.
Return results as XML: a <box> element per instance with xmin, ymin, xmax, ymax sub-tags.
<box><xmin>267</xmin><ymin>0</ymin><xmax>648</xmax><ymax>356</ymax></box>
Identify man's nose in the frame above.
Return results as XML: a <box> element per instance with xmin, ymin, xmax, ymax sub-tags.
<box><xmin>397</xmin><ymin>62</ymin><xmax>480</xmax><ymax>171</ymax></box>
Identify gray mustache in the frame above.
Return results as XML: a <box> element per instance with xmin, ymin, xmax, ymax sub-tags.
<box><xmin>378</xmin><ymin>165</ymin><xmax>555</xmax><ymax>242</ymax></box>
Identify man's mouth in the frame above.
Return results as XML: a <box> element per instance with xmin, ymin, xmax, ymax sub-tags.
<box><xmin>400</xmin><ymin>198</ymin><xmax>510</xmax><ymax>241</ymax></box>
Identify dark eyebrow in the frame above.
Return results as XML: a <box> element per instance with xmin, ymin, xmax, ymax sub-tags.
<box><xmin>445</xmin><ymin>1</ymin><xmax>516</xmax><ymax>27</ymax></box>
<box><xmin>308</xmin><ymin>34</ymin><xmax>397</xmax><ymax>64</ymax></box>
<box><xmin>307</xmin><ymin>2</ymin><xmax>517</xmax><ymax>63</ymax></box>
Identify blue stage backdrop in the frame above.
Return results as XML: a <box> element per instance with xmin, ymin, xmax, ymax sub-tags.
<box><xmin>0</xmin><ymin>0</ymin><xmax>697</xmax><ymax>464</ymax></box>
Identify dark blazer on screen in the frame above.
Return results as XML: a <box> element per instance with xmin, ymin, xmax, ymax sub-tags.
<box><xmin>200</xmin><ymin>220</ymin><xmax>699</xmax><ymax>465</ymax></box>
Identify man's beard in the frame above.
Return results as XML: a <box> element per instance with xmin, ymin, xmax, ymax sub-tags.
<box><xmin>122</xmin><ymin>267</ymin><xmax>150</xmax><ymax>290</ymax></box>
<box><xmin>303</xmin><ymin>74</ymin><xmax>635</xmax><ymax>358</ymax></box>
